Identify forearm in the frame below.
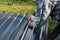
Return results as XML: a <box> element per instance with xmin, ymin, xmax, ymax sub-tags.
<box><xmin>33</xmin><ymin>0</ymin><xmax>52</xmax><ymax>28</ymax></box>
<box><xmin>33</xmin><ymin>0</ymin><xmax>43</xmax><ymax>28</ymax></box>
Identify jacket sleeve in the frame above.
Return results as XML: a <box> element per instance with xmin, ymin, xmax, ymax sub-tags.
<box><xmin>50</xmin><ymin>1</ymin><xmax>60</xmax><ymax>21</ymax></box>
<box><xmin>33</xmin><ymin>0</ymin><xmax>56</xmax><ymax>28</ymax></box>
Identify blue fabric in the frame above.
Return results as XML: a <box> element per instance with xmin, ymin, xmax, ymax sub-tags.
<box><xmin>33</xmin><ymin>0</ymin><xmax>52</xmax><ymax>28</ymax></box>
<box><xmin>50</xmin><ymin>1</ymin><xmax>60</xmax><ymax>21</ymax></box>
<box><xmin>33</xmin><ymin>0</ymin><xmax>59</xmax><ymax>40</ymax></box>
<box><xmin>51</xmin><ymin>23</ymin><xmax>60</xmax><ymax>39</ymax></box>
<box><xmin>33</xmin><ymin>0</ymin><xmax>51</xmax><ymax>40</ymax></box>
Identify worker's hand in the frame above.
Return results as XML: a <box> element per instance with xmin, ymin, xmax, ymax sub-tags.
<box><xmin>28</xmin><ymin>15</ymin><xmax>35</xmax><ymax>27</ymax></box>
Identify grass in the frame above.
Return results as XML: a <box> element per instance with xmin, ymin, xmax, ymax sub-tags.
<box><xmin>0</xmin><ymin>5</ymin><xmax>36</xmax><ymax>14</ymax></box>
<box><xmin>0</xmin><ymin>0</ymin><xmax>36</xmax><ymax>14</ymax></box>
<box><xmin>48</xmin><ymin>17</ymin><xmax>57</xmax><ymax>32</ymax></box>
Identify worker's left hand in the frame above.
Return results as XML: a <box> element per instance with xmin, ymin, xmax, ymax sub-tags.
<box><xmin>28</xmin><ymin>15</ymin><xmax>35</xmax><ymax>27</ymax></box>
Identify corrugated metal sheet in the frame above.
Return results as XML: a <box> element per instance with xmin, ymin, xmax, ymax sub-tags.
<box><xmin>0</xmin><ymin>13</ymin><xmax>40</xmax><ymax>40</ymax></box>
<box><xmin>0</xmin><ymin>13</ymin><xmax>30</xmax><ymax>40</ymax></box>
<box><xmin>0</xmin><ymin>13</ymin><xmax>60</xmax><ymax>40</ymax></box>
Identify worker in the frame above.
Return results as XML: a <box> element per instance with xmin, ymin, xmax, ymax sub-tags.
<box><xmin>28</xmin><ymin>0</ymin><xmax>60</xmax><ymax>40</ymax></box>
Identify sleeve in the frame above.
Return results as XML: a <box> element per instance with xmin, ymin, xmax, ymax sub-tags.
<box><xmin>33</xmin><ymin>0</ymin><xmax>53</xmax><ymax>28</ymax></box>
<box><xmin>50</xmin><ymin>1</ymin><xmax>60</xmax><ymax>22</ymax></box>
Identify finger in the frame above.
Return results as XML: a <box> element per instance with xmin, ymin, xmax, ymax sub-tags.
<box><xmin>28</xmin><ymin>21</ymin><xmax>32</xmax><ymax>25</ymax></box>
<box><xmin>28</xmin><ymin>17</ymin><xmax>32</xmax><ymax>20</ymax></box>
<box><xmin>28</xmin><ymin>22</ymin><xmax>33</xmax><ymax>27</ymax></box>
<box><xmin>28</xmin><ymin>15</ymin><xmax>33</xmax><ymax>20</ymax></box>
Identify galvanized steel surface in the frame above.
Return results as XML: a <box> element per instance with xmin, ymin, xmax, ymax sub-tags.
<box><xmin>0</xmin><ymin>13</ymin><xmax>60</xmax><ymax>40</ymax></box>
<box><xmin>0</xmin><ymin>13</ymin><xmax>29</xmax><ymax>40</ymax></box>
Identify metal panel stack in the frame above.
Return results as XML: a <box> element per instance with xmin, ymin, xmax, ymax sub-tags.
<box><xmin>0</xmin><ymin>13</ymin><xmax>52</xmax><ymax>40</ymax></box>
<box><xmin>0</xmin><ymin>13</ymin><xmax>33</xmax><ymax>40</ymax></box>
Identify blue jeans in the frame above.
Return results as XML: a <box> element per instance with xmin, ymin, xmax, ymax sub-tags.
<box><xmin>51</xmin><ymin>23</ymin><xmax>60</xmax><ymax>40</ymax></box>
<box><xmin>39</xmin><ymin>19</ymin><xmax>48</xmax><ymax>40</ymax></box>
<box><xmin>33</xmin><ymin>19</ymin><xmax>48</xmax><ymax>40</ymax></box>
